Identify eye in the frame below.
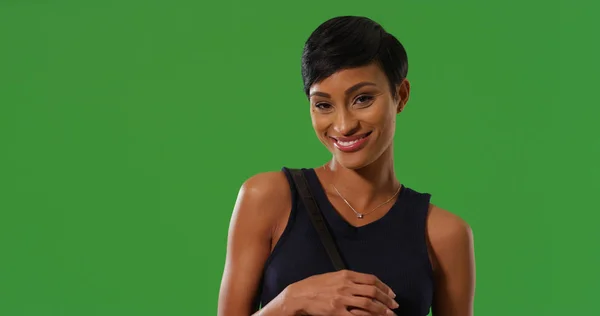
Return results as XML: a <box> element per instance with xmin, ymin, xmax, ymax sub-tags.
<box><xmin>355</xmin><ymin>95</ymin><xmax>374</xmax><ymax>105</ymax></box>
<box><xmin>315</xmin><ymin>102</ymin><xmax>333</xmax><ymax>111</ymax></box>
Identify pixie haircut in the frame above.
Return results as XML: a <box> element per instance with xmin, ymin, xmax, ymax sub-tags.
<box><xmin>301</xmin><ymin>16</ymin><xmax>408</xmax><ymax>99</ymax></box>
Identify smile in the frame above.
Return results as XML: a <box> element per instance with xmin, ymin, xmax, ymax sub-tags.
<box><xmin>330</xmin><ymin>131</ymin><xmax>372</xmax><ymax>153</ymax></box>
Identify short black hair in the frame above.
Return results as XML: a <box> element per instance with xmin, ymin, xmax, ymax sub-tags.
<box><xmin>301</xmin><ymin>16</ymin><xmax>408</xmax><ymax>98</ymax></box>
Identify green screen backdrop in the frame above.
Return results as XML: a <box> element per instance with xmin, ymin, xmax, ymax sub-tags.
<box><xmin>1</xmin><ymin>1</ymin><xmax>598</xmax><ymax>315</ymax></box>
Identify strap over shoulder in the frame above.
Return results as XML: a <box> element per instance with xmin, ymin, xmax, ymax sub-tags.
<box><xmin>287</xmin><ymin>168</ymin><xmax>347</xmax><ymax>271</ymax></box>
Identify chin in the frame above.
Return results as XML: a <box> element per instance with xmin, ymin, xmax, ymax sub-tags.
<box><xmin>333</xmin><ymin>152</ymin><xmax>374</xmax><ymax>170</ymax></box>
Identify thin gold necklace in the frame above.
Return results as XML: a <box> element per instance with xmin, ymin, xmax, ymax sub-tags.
<box><xmin>325</xmin><ymin>165</ymin><xmax>402</xmax><ymax>219</ymax></box>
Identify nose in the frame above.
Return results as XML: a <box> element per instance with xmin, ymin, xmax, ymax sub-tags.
<box><xmin>333</xmin><ymin>109</ymin><xmax>359</xmax><ymax>136</ymax></box>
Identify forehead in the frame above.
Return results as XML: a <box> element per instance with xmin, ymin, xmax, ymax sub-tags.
<box><xmin>309</xmin><ymin>63</ymin><xmax>388</xmax><ymax>94</ymax></box>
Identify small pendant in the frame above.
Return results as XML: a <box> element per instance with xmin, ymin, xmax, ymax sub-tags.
<box><xmin>357</xmin><ymin>213</ymin><xmax>364</xmax><ymax>219</ymax></box>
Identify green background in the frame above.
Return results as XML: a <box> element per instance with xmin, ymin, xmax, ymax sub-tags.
<box><xmin>1</xmin><ymin>0</ymin><xmax>598</xmax><ymax>315</ymax></box>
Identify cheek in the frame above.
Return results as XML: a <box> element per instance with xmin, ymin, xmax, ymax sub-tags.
<box><xmin>310</xmin><ymin>112</ymin><xmax>319</xmax><ymax>129</ymax></box>
<box><xmin>311</xmin><ymin>114</ymin><xmax>329</xmax><ymax>133</ymax></box>
<box><xmin>376</xmin><ymin>111</ymin><xmax>397</xmax><ymax>140</ymax></box>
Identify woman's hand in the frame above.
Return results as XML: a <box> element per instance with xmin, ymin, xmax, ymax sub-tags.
<box><xmin>281</xmin><ymin>270</ymin><xmax>399</xmax><ymax>316</ymax></box>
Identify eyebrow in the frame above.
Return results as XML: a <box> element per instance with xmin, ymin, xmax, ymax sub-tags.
<box><xmin>309</xmin><ymin>81</ymin><xmax>377</xmax><ymax>98</ymax></box>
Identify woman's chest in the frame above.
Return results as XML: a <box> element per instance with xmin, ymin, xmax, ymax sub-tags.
<box><xmin>261</xmin><ymin>230</ymin><xmax>433</xmax><ymax>315</ymax></box>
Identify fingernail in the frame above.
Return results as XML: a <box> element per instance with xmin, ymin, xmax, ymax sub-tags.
<box><xmin>386</xmin><ymin>310</ymin><xmax>397</xmax><ymax>316</ymax></box>
<box><xmin>393</xmin><ymin>300</ymin><xmax>399</xmax><ymax>308</ymax></box>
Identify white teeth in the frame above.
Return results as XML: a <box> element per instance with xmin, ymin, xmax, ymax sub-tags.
<box><xmin>337</xmin><ymin>136</ymin><xmax>364</xmax><ymax>147</ymax></box>
<box><xmin>339</xmin><ymin>139</ymin><xmax>359</xmax><ymax>146</ymax></box>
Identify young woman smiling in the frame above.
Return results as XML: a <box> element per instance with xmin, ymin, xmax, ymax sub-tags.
<box><xmin>218</xmin><ymin>16</ymin><xmax>476</xmax><ymax>316</ymax></box>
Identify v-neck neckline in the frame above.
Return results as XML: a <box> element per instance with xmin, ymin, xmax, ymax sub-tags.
<box><xmin>304</xmin><ymin>168</ymin><xmax>406</xmax><ymax>235</ymax></box>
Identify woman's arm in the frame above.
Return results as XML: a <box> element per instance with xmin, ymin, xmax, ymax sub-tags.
<box><xmin>217</xmin><ymin>172</ymin><xmax>298</xmax><ymax>316</ymax></box>
<box><xmin>218</xmin><ymin>171</ymin><xmax>399</xmax><ymax>316</ymax></box>
<box><xmin>427</xmin><ymin>205</ymin><xmax>476</xmax><ymax>316</ymax></box>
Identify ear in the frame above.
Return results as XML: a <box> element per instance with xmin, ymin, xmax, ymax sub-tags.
<box><xmin>395</xmin><ymin>79</ymin><xmax>411</xmax><ymax>114</ymax></box>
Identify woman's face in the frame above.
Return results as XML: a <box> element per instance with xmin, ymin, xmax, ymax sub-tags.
<box><xmin>308</xmin><ymin>63</ymin><xmax>410</xmax><ymax>169</ymax></box>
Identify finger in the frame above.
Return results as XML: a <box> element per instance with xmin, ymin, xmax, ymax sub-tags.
<box><xmin>343</xmin><ymin>307</ymin><xmax>369</xmax><ymax>316</ymax></box>
<box><xmin>343</xmin><ymin>270</ymin><xmax>396</xmax><ymax>298</ymax></box>
<box><xmin>349</xmin><ymin>309</ymin><xmax>393</xmax><ymax>316</ymax></box>
<box><xmin>344</xmin><ymin>296</ymin><xmax>396</xmax><ymax>316</ymax></box>
<box><xmin>348</xmin><ymin>308</ymin><xmax>372</xmax><ymax>316</ymax></box>
<box><xmin>352</xmin><ymin>284</ymin><xmax>399</xmax><ymax>310</ymax></box>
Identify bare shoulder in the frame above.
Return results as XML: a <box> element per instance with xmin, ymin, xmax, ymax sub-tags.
<box><xmin>240</xmin><ymin>171</ymin><xmax>290</xmax><ymax>199</ymax></box>
<box><xmin>426</xmin><ymin>204</ymin><xmax>474</xmax><ymax>272</ymax></box>
<box><xmin>230</xmin><ymin>171</ymin><xmax>292</xmax><ymax>233</ymax></box>
<box><xmin>426</xmin><ymin>206</ymin><xmax>476</xmax><ymax>315</ymax></box>
<box><xmin>237</xmin><ymin>171</ymin><xmax>291</xmax><ymax>213</ymax></box>
<box><xmin>426</xmin><ymin>204</ymin><xmax>473</xmax><ymax>244</ymax></box>
<box><xmin>218</xmin><ymin>171</ymin><xmax>292</xmax><ymax>315</ymax></box>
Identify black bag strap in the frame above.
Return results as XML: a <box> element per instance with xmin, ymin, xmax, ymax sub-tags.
<box><xmin>288</xmin><ymin>168</ymin><xmax>347</xmax><ymax>271</ymax></box>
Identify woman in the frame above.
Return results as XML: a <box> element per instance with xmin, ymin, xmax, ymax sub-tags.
<box><xmin>218</xmin><ymin>16</ymin><xmax>475</xmax><ymax>316</ymax></box>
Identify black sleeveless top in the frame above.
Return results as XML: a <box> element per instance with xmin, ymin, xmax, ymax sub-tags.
<box><xmin>257</xmin><ymin>167</ymin><xmax>434</xmax><ymax>315</ymax></box>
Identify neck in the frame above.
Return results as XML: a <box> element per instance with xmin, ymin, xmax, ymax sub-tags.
<box><xmin>324</xmin><ymin>146</ymin><xmax>399</xmax><ymax>209</ymax></box>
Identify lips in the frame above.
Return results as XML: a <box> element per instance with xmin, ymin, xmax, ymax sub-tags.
<box><xmin>330</xmin><ymin>131</ymin><xmax>372</xmax><ymax>153</ymax></box>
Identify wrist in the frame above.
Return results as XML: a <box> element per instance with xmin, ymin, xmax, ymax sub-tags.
<box><xmin>276</xmin><ymin>284</ymin><xmax>304</xmax><ymax>316</ymax></box>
